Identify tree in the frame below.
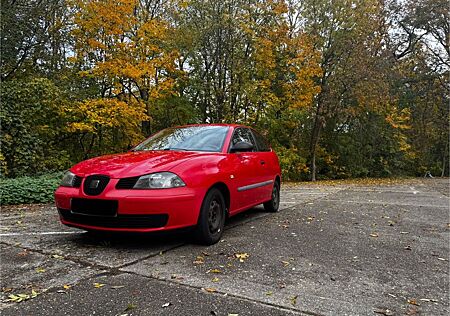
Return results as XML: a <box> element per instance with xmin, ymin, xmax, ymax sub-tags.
<box><xmin>0</xmin><ymin>79</ymin><xmax>69</xmax><ymax>176</ymax></box>
<box><xmin>70</xmin><ymin>0</ymin><xmax>182</xmax><ymax>154</ymax></box>
<box><xmin>1</xmin><ymin>0</ymin><xmax>71</xmax><ymax>81</ymax></box>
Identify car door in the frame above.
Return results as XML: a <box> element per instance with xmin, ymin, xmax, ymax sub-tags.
<box><xmin>227</xmin><ymin>127</ymin><xmax>262</xmax><ymax>212</ymax></box>
<box><xmin>251</xmin><ymin>129</ymin><xmax>276</xmax><ymax>202</ymax></box>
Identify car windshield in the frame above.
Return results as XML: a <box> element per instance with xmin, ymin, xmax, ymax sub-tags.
<box><xmin>133</xmin><ymin>126</ymin><xmax>229</xmax><ymax>152</ymax></box>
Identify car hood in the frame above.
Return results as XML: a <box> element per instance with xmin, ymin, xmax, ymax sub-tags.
<box><xmin>70</xmin><ymin>151</ymin><xmax>207</xmax><ymax>178</ymax></box>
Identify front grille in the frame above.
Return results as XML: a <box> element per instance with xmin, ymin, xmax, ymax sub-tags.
<box><xmin>73</xmin><ymin>175</ymin><xmax>82</xmax><ymax>188</ymax></box>
<box><xmin>71</xmin><ymin>198</ymin><xmax>118</xmax><ymax>217</ymax></box>
<box><xmin>58</xmin><ymin>208</ymin><xmax>168</xmax><ymax>229</ymax></box>
<box><xmin>83</xmin><ymin>175</ymin><xmax>110</xmax><ymax>196</ymax></box>
<box><xmin>116</xmin><ymin>176</ymin><xmax>139</xmax><ymax>189</ymax></box>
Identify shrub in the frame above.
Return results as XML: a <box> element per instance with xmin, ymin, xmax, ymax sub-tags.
<box><xmin>0</xmin><ymin>173</ymin><xmax>63</xmax><ymax>205</ymax></box>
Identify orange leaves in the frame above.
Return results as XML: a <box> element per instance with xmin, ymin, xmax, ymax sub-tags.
<box><xmin>72</xmin><ymin>0</ymin><xmax>180</xmax><ymax>106</ymax></box>
<box><xmin>284</xmin><ymin>33</ymin><xmax>322</xmax><ymax>109</ymax></box>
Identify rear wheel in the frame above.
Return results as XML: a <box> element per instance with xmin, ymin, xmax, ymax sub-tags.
<box><xmin>194</xmin><ymin>188</ymin><xmax>226</xmax><ymax>245</ymax></box>
<box><xmin>263</xmin><ymin>181</ymin><xmax>280</xmax><ymax>212</ymax></box>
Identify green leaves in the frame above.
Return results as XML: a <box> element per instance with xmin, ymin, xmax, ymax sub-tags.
<box><xmin>0</xmin><ymin>173</ymin><xmax>63</xmax><ymax>205</ymax></box>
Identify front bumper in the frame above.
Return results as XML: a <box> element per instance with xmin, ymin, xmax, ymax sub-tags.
<box><xmin>54</xmin><ymin>179</ymin><xmax>204</xmax><ymax>232</ymax></box>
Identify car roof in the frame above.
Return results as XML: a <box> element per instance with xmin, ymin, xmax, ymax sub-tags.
<box><xmin>174</xmin><ymin>123</ymin><xmax>251</xmax><ymax>129</ymax></box>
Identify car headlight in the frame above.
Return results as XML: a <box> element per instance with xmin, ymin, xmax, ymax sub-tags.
<box><xmin>133</xmin><ymin>172</ymin><xmax>186</xmax><ymax>189</ymax></box>
<box><xmin>60</xmin><ymin>171</ymin><xmax>76</xmax><ymax>187</ymax></box>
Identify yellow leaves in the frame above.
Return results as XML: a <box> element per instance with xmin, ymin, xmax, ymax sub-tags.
<box><xmin>193</xmin><ymin>256</ymin><xmax>205</xmax><ymax>265</ymax></box>
<box><xmin>386</xmin><ymin>107</ymin><xmax>411</xmax><ymax>130</ymax></box>
<box><xmin>93</xmin><ymin>283</ymin><xmax>105</xmax><ymax>288</ymax></box>
<box><xmin>51</xmin><ymin>254</ymin><xmax>64</xmax><ymax>259</ymax></box>
<box><xmin>7</xmin><ymin>290</ymin><xmax>39</xmax><ymax>303</ymax></box>
<box><xmin>285</xmin><ymin>33</ymin><xmax>322</xmax><ymax>110</ymax></box>
<box><xmin>67</xmin><ymin>98</ymin><xmax>148</xmax><ymax>142</ymax></box>
<box><xmin>234</xmin><ymin>253</ymin><xmax>249</xmax><ymax>262</ymax></box>
<box><xmin>74</xmin><ymin>0</ymin><xmax>137</xmax><ymax>39</ymax></box>
<box><xmin>72</xmin><ymin>0</ymin><xmax>181</xmax><ymax>123</ymax></box>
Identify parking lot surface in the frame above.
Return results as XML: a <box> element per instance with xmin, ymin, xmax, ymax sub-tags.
<box><xmin>1</xmin><ymin>179</ymin><xmax>448</xmax><ymax>315</ymax></box>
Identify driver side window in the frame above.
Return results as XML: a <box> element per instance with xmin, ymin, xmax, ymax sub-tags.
<box><xmin>231</xmin><ymin>128</ymin><xmax>256</xmax><ymax>150</ymax></box>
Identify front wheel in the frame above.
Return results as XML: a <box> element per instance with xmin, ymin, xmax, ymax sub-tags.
<box><xmin>194</xmin><ymin>188</ymin><xmax>226</xmax><ymax>245</ymax></box>
<box><xmin>263</xmin><ymin>181</ymin><xmax>280</xmax><ymax>212</ymax></box>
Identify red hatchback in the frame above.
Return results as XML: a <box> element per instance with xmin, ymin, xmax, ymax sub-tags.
<box><xmin>55</xmin><ymin>124</ymin><xmax>281</xmax><ymax>244</ymax></box>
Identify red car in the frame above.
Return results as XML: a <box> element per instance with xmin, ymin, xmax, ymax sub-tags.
<box><xmin>55</xmin><ymin>124</ymin><xmax>281</xmax><ymax>244</ymax></box>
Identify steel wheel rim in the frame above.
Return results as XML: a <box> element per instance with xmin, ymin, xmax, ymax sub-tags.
<box><xmin>208</xmin><ymin>199</ymin><xmax>222</xmax><ymax>234</ymax></box>
<box><xmin>272</xmin><ymin>185</ymin><xmax>279</xmax><ymax>208</ymax></box>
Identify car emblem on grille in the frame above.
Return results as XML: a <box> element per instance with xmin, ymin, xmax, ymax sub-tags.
<box><xmin>89</xmin><ymin>180</ymin><xmax>100</xmax><ymax>189</ymax></box>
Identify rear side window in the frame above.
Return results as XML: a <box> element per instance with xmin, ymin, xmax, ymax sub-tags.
<box><xmin>230</xmin><ymin>128</ymin><xmax>256</xmax><ymax>150</ymax></box>
<box><xmin>252</xmin><ymin>130</ymin><xmax>271</xmax><ymax>152</ymax></box>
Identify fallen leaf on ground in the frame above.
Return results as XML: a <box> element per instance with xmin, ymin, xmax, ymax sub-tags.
<box><xmin>207</xmin><ymin>269</ymin><xmax>222</xmax><ymax>274</ymax></box>
<box><xmin>7</xmin><ymin>290</ymin><xmax>39</xmax><ymax>303</ymax></box>
<box><xmin>204</xmin><ymin>288</ymin><xmax>217</xmax><ymax>293</ymax></box>
<box><xmin>124</xmin><ymin>303</ymin><xmax>136</xmax><ymax>312</ymax></box>
<box><xmin>193</xmin><ymin>256</ymin><xmax>205</xmax><ymax>264</ymax></box>
<box><xmin>281</xmin><ymin>261</ymin><xmax>290</xmax><ymax>266</ymax></box>
<box><xmin>290</xmin><ymin>295</ymin><xmax>298</xmax><ymax>306</ymax></box>
<box><xmin>407</xmin><ymin>299</ymin><xmax>420</xmax><ymax>306</ymax></box>
<box><xmin>51</xmin><ymin>254</ymin><xmax>64</xmax><ymax>259</ymax></box>
<box><xmin>235</xmin><ymin>253</ymin><xmax>249</xmax><ymax>262</ymax></box>
<box><xmin>35</xmin><ymin>267</ymin><xmax>46</xmax><ymax>273</ymax></box>
<box><xmin>63</xmin><ymin>285</ymin><xmax>71</xmax><ymax>290</ymax></box>
<box><xmin>93</xmin><ymin>283</ymin><xmax>105</xmax><ymax>288</ymax></box>
<box><xmin>212</xmin><ymin>277</ymin><xmax>220</xmax><ymax>282</ymax></box>
<box><xmin>266</xmin><ymin>291</ymin><xmax>273</xmax><ymax>296</ymax></box>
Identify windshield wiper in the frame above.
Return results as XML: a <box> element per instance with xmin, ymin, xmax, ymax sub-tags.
<box><xmin>163</xmin><ymin>147</ymin><xmax>188</xmax><ymax>151</ymax></box>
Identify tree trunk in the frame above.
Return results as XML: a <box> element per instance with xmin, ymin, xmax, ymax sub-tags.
<box><xmin>309</xmin><ymin>98</ymin><xmax>325</xmax><ymax>182</ymax></box>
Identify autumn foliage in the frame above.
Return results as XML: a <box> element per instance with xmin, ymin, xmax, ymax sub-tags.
<box><xmin>1</xmin><ymin>0</ymin><xmax>448</xmax><ymax>180</ymax></box>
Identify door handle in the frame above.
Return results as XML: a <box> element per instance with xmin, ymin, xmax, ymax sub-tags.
<box><xmin>260</xmin><ymin>160</ymin><xmax>266</xmax><ymax>165</ymax></box>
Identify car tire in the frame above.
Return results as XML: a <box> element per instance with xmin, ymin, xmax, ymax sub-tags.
<box><xmin>194</xmin><ymin>188</ymin><xmax>226</xmax><ymax>245</ymax></box>
<box><xmin>263</xmin><ymin>181</ymin><xmax>280</xmax><ymax>212</ymax></box>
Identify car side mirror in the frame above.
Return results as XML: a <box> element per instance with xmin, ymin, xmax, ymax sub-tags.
<box><xmin>230</xmin><ymin>141</ymin><xmax>254</xmax><ymax>153</ymax></box>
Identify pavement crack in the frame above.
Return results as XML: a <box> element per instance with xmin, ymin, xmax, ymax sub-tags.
<box><xmin>119</xmin><ymin>268</ymin><xmax>324</xmax><ymax>316</ymax></box>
